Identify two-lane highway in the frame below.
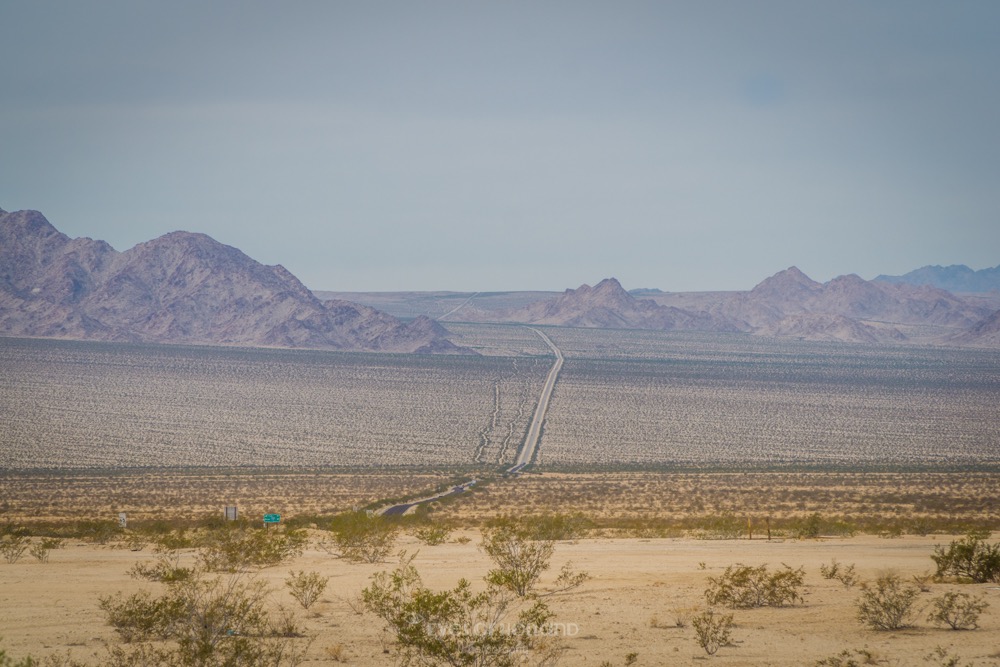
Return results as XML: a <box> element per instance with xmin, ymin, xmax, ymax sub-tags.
<box><xmin>510</xmin><ymin>327</ymin><xmax>563</xmax><ymax>471</ymax></box>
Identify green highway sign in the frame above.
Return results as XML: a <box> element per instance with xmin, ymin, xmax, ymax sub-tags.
<box><xmin>263</xmin><ymin>514</ymin><xmax>281</xmax><ymax>523</ymax></box>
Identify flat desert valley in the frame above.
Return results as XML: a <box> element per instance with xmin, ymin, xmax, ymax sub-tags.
<box><xmin>2</xmin><ymin>324</ymin><xmax>999</xmax><ymax>666</ymax></box>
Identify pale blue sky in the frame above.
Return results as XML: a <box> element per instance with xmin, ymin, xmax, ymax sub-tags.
<box><xmin>2</xmin><ymin>1</ymin><xmax>998</xmax><ymax>291</ymax></box>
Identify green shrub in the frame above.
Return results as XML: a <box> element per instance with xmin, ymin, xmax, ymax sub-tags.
<box><xmin>819</xmin><ymin>559</ymin><xmax>859</xmax><ymax>588</ymax></box>
<box><xmin>412</xmin><ymin>522</ymin><xmax>452</xmax><ymax>546</ymax></box>
<box><xmin>931</xmin><ymin>531</ymin><xmax>1000</xmax><ymax>583</ymax></box>
<box><xmin>28</xmin><ymin>538</ymin><xmax>64</xmax><ymax>564</ymax></box>
<box><xmin>855</xmin><ymin>573</ymin><xmax>920</xmax><ymax>630</ymax></box>
<box><xmin>481</xmin><ymin>518</ymin><xmax>556</xmax><ymax>597</ymax></box>
<box><xmin>0</xmin><ymin>535</ymin><xmax>30</xmax><ymax>564</ymax></box>
<box><xmin>285</xmin><ymin>570</ymin><xmax>329</xmax><ymax>610</ymax></box>
<box><xmin>197</xmin><ymin>526</ymin><xmax>306</xmax><ymax>572</ymax></box>
<box><xmin>704</xmin><ymin>563</ymin><xmax>805</xmax><ymax>608</ymax></box>
<box><xmin>362</xmin><ymin>556</ymin><xmax>554</xmax><ymax>667</ymax></box>
<box><xmin>691</xmin><ymin>609</ymin><xmax>733</xmax><ymax>656</ymax></box>
<box><xmin>327</xmin><ymin>511</ymin><xmax>398</xmax><ymax>564</ymax></box>
<box><xmin>100</xmin><ymin>572</ymin><xmax>307</xmax><ymax>665</ymax></box>
<box><xmin>926</xmin><ymin>591</ymin><xmax>988</xmax><ymax>630</ymax></box>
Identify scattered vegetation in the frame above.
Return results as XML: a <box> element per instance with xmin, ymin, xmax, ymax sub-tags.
<box><xmin>0</xmin><ymin>535</ymin><xmax>29</xmax><ymax>564</ymax></box>
<box><xmin>820</xmin><ymin>559</ymin><xmax>860</xmax><ymax>588</ymax></box>
<box><xmin>691</xmin><ymin>608</ymin><xmax>734</xmax><ymax>656</ymax></box>
<box><xmin>328</xmin><ymin>511</ymin><xmax>398</xmax><ymax>564</ymax></box>
<box><xmin>931</xmin><ymin>530</ymin><xmax>1000</xmax><ymax>583</ymax></box>
<box><xmin>412</xmin><ymin>522</ymin><xmax>452</xmax><ymax>546</ymax></box>
<box><xmin>926</xmin><ymin>592</ymin><xmax>989</xmax><ymax>630</ymax></box>
<box><xmin>197</xmin><ymin>525</ymin><xmax>306</xmax><ymax>573</ymax></box>
<box><xmin>855</xmin><ymin>573</ymin><xmax>921</xmax><ymax>630</ymax></box>
<box><xmin>704</xmin><ymin>563</ymin><xmax>805</xmax><ymax>608</ymax></box>
<box><xmin>480</xmin><ymin>517</ymin><xmax>563</xmax><ymax>598</ymax></box>
<box><xmin>362</xmin><ymin>553</ymin><xmax>559</xmax><ymax>667</ymax></box>
<box><xmin>285</xmin><ymin>571</ymin><xmax>329</xmax><ymax>611</ymax></box>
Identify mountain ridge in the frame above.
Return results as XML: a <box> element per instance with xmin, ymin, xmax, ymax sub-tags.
<box><xmin>0</xmin><ymin>208</ymin><xmax>465</xmax><ymax>354</ymax></box>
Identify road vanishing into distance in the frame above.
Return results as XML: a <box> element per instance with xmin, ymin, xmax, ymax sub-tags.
<box><xmin>379</xmin><ymin>327</ymin><xmax>563</xmax><ymax>515</ymax></box>
<box><xmin>509</xmin><ymin>327</ymin><xmax>563</xmax><ymax>473</ymax></box>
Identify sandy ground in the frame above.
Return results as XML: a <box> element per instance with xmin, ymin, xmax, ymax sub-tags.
<box><xmin>1</xmin><ymin>533</ymin><xmax>999</xmax><ymax>666</ymax></box>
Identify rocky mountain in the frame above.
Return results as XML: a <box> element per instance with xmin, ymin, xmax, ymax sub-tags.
<box><xmin>875</xmin><ymin>264</ymin><xmax>1000</xmax><ymax>293</ymax></box>
<box><xmin>948</xmin><ymin>309</ymin><xmax>1000</xmax><ymax>347</ymax></box>
<box><xmin>0</xmin><ymin>207</ymin><xmax>465</xmax><ymax>353</ymax></box>
<box><xmin>469</xmin><ymin>267</ymin><xmax>996</xmax><ymax>345</ymax></box>
<box><xmin>500</xmin><ymin>277</ymin><xmax>739</xmax><ymax>331</ymax></box>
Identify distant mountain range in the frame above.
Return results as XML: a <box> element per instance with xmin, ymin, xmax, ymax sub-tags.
<box><xmin>3</xmin><ymin>205</ymin><xmax>998</xmax><ymax>350</ymax></box>
<box><xmin>875</xmin><ymin>264</ymin><xmax>1000</xmax><ymax>293</ymax></box>
<box><xmin>0</xmin><ymin>207</ymin><xmax>464</xmax><ymax>353</ymax></box>
<box><xmin>464</xmin><ymin>269</ymin><xmax>997</xmax><ymax>345</ymax></box>
<box><xmin>324</xmin><ymin>268</ymin><xmax>997</xmax><ymax>347</ymax></box>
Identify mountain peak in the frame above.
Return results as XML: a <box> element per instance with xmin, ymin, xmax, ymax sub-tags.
<box><xmin>751</xmin><ymin>266</ymin><xmax>821</xmax><ymax>296</ymax></box>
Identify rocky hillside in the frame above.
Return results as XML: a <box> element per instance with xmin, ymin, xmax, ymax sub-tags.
<box><xmin>470</xmin><ymin>268</ymin><xmax>997</xmax><ymax>345</ymax></box>
<box><xmin>0</xmin><ymin>207</ymin><xmax>465</xmax><ymax>353</ymax></box>
<box><xmin>501</xmin><ymin>277</ymin><xmax>737</xmax><ymax>331</ymax></box>
<box><xmin>875</xmin><ymin>263</ymin><xmax>1000</xmax><ymax>293</ymax></box>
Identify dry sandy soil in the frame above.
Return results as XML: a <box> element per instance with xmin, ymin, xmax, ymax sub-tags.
<box><xmin>2</xmin><ymin>532</ymin><xmax>998</xmax><ymax>666</ymax></box>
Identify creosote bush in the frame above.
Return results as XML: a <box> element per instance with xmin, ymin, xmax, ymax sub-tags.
<box><xmin>328</xmin><ymin>511</ymin><xmax>398</xmax><ymax>564</ymax></box>
<box><xmin>29</xmin><ymin>538</ymin><xmax>64</xmax><ymax>564</ymax></box>
<box><xmin>99</xmin><ymin>572</ymin><xmax>308</xmax><ymax>665</ymax></box>
<box><xmin>931</xmin><ymin>530</ymin><xmax>1000</xmax><ymax>583</ymax></box>
<box><xmin>927</xmin><ymin>591</ymin><xmax>989</xmax><ymax>630</ymax></box>
<box><xmin>197</xmin><ymin>525</ymin><xmax>306</xmax><ymax>573</ymax></box>
<box><xmin>480</xmin><ymin>518</ymin><xmax>556</xmax><ymax>597</ymax></box>
<box><xmin>362</xmin><ymin>554</ymin><xmax>558</xmax><ymax>667</ymax></box>
<box><xmin>704</xmin><ymin>563</ymin><xmax>805</xmax><ymax>608</ymax></box>
<box><xmin>691</xmin><ymin>608</ymin><xmax>734</xmax><ymax>656</ymax></box>
<box><xmin>855</xmin><ymin>573</ymin><xmax>920</xmax><ymax>630</ymax></box>
<box><xmin>0</xmin><ymin>535</ymin><xmax>30</xmax><ymax>564</ymax></box>
<box><xmin>819</xmin><ymin>559</ymin><xmax>859</xmax><ymax>588</ymax></box>
<box><xmin>412</xmin><ymin>522</ymin><xmax>452</xmax><ymax>546</ymax></box>
<box><xmin>285</xmin><ymin>570</ymin><xmax>329</xmax><ymax>611</ymax></box>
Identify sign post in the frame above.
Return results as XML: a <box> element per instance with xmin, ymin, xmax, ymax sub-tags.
<box><xmin>263</xmin><ymin>513</ymin><xmax>280</xmax><ymax>528</ymax></box>
<box><xmin>118</xmin><ymin>512</ymin><xmax>127</xmax><ymax>529</ymax></box>
<box><xmin>225</xmin><ymin>506</ymin><xmax>238</xmax><ymax>521</ymax></box>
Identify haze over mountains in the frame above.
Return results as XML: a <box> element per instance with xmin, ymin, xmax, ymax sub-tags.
<box><xmin>876</xmin><ymin>264</ymin><xmax>1000</xmax><ymax>293</ymax></box>
<box><xmin>0</xmin><ymin>208</ymin><xmax>463</xmax><ymax>353</ymax></box>
<box><xmin>435</xmin><ymin>269</ymin><xmax>997</xmax><ymax>346</ymax></box>
<box><xmin>2</xmin><ymin>206</ymin><xmax>998</xmax><ymax>350</ymax></box>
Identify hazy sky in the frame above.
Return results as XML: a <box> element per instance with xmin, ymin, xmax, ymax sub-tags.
<box><xmin>2</xmin><ymin>2</ymin><xmax>998</xmax><ymax>292</ymax></box>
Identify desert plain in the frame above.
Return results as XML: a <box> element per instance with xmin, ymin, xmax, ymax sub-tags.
<box><xmin>2</xmin><ymin>327</ymin><xmax>999</xmax><ymax>666</ymax></box>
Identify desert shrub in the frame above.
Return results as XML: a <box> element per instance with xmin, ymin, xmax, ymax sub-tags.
<box><xmin>481</xmin><ymin>518</ymin><xmax>556</xmax><ymax>597</ymax></box>
<box><xmin>285</xmin><ymin>570</ymin><xmax>329</xmax><ymax>610</ymax></box>
<box><xmin>128</xmin><ymin>551</ymin><xmax>195</xmax><ymax>584</ymax></box>
<box><xmin>0</xmin><ymin>535</ymin><xmax>30</xmax><ymax>564</ymax></box>
<box><xmin>528</xmin><ymin>513</ymin><xmax>594</xmax><ymax>541</ymax></box>
<box><xmin>704</xmin><ymin>563</ymin><xmax>805</xmax><ymax>608</ymax></box>
<box><xmin>328</xmin><ymin>511</ymin><xmax>398</xmax><ymax>564</ymax></box>
<box><xmin>931</xmin><ymin>531</ymin><xmax>1000</xmax><ymax>583</ymax></box>
<box><xmin>926</xmin><ymin>591</ymin><xmax>989</xmax><ymax>630</ymax></box>
<box><xmin>539</xmin><ymin>561</ymin><xmax>590</xmax><ymax>597</ymax></box>
<box><xmin>820</xmin><ymin>560</ymin><xmax>859</xmax><ymax>588</ymax></box>
<box><xmin>814</xmin><ymin>648</ymin><xmax>880</xmax><ymax>666</ymax></box>
<box><xmin>197</xmin><ymin>526</ymin><xmax>306</xmax><ymax>573</ymax></box>
<box><xmin>412</xmin><ymin>522</ymin><xmax>452</xmax><ymax>546</ymax></box>
<box><xmin>855</xmin><ymin>573</ymin><xmax>920</xmax><ymax>630</ymax></box>
<box><xmin>791</xmin><ymin>513</ymin><xmax>856</xmax><ymax>539</ymax></box>
<box><xmin>691</xmin><ymin>608</ymin><xmax>733</xmax><ymax>656</ymax></box>
<box><xmin>693</xmin><ymin>513</ymin><xmax>745</xmax><ymax>540</ymax></box>
<box><xmin>100</xmin><ymin>571</ymin><xmax>307</xmax><ymax>665</ymax></box>
<box><xmin>924</xmin><ymin>646</ymin><xmax>974</xmax><ymax>667</ymax></box>
<box><xmin>362</xmin><ymin>555</ymin><xmax>555</xmax><ymax>667</ymax></box>
<box><xmin>80</xmin><ymin>520</ymin><xmax>123</xmax><ymax>545</ymax></box>
<box><xmin>28</xmin><ymin>538</ymin><xmax>63</xmax><ymax>564</ymax></box>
